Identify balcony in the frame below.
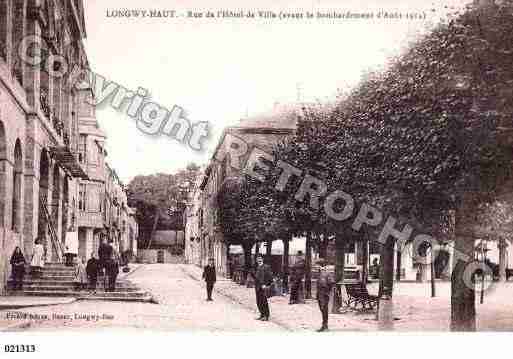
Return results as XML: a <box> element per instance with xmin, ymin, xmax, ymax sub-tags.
<box><xmin>49</xmin><ymin>145</ymin><xmax>88</xmax><ymax>179</ymax></box>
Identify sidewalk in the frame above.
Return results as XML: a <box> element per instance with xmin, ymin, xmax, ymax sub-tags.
<box><xmin>0</xmin><ymin>296</ymin><xmax>77</xmax><ymax>310</ymax></box>
<box><xmin>181</xmin><ymin>264</ymin><xmax>513</xmax><ymax>331</ymax></box>
<box><xmin>180</xmin><ymin>264</ymin><xmax>377</xmax><ymax>332</ymax></box>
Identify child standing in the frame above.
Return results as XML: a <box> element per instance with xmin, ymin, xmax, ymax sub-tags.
<box><xmin>73</xmin><ymin>258</ymin><xmax>87</xmax><ymax>291</ymax></box>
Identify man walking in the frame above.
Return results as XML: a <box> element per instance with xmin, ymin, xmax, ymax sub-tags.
<box><xmin>251</xmin><ymin>254</ymin><xmax>273</xmax><ymax>321</ymax></box>
<box><xmin>289</xmin><ymin>250</ymin><xmax>306</xmax><ymax>304</ymax></box>
<box><xmin>316</xmin><ymin>259</ymin><xmax>334</xmax><ymax>332</ymax></box>
<box><xmin>106</xmin><ymin>253</ymin><xmax>119</xmax><ymax>292</ymax></box>
<box><xmin>202</xmin><ymin>258</ymin><xmax>216</xmax><ymax>301</ymax></box>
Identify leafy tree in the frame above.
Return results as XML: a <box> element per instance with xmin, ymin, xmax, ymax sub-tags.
<box><xmin>127</xmin><ymin>163</ymin><xmax>200</xmax><ymax>247</ymax></box>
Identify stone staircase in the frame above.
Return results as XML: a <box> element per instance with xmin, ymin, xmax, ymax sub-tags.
<box><xmin>7</xmin><ymin>263</ymin><xmax>152</xmax><ymax>302</ymax></box>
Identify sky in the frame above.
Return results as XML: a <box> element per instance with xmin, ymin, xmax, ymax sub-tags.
<box><xmin>82</xmin><ymin>0</ymin><xmax>469</xmax><ymax>183</ymax></box>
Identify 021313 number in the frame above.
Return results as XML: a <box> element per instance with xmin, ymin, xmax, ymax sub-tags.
<box><xmin>4</xmin><ymin>345</ymin><xmax>36</xmax><ymax>353</ymax></box>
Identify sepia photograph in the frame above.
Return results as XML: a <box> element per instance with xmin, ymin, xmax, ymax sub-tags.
<box><xmin>1</xmin><ymin>0</ymin><xmax>513</xmax><ymax>357</ymax></box>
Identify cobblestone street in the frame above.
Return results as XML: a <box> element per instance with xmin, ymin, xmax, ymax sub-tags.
<box><xmin>1</xmin><ymin>264</ymin><xmax>283</xmax><ymax>332</ymax></box>
<box><xmin>3</xmin><ymin>264</ymin><xmax>513</xmax><ymax>332</ymax></box>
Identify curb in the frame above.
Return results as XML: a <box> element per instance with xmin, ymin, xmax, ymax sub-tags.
<box><xmin>118</xmin><ymin>265</ymin><xmax>159</xmax><ymax>304</ymax></box>
<box><xmin>0</xmin><ymin>297</ymin><xmax>77</xmax><ymax>310</ymax></box>
<box><xmin>118</xmin><ymin>264</ymin><xmax>144</xmax><ymax>280</ymax></box>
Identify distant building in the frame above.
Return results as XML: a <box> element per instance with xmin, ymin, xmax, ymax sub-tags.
<box><xmin>138</xmin><ymin>230</ymin><xmax>185</xmax><ymax>263</ymax></box>
<box><xmin>185</xmin><ymin>104</ymin><xmax>299</xmax><ymax>276</ymax></box>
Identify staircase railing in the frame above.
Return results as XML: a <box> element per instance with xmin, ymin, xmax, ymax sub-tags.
<box><xmin>40</xmin><ymin>195</ymin><xmax>65</xmax><ymax>263</ymax></box>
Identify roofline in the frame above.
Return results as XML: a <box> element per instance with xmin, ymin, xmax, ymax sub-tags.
<box><xmin>200</xmin><ymin>126</ymin><xmax>295</xmax><ymax>187</ymax></box>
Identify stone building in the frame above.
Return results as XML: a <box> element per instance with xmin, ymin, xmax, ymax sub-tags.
<box><xmin>185</xmin><ymin>105</ymin><xmax>298</xmax><ymax>276</ymax></box>
<box><xmin>0</xmin><ymin>0</ymin><xmax>90</xmax><ymax>294</ymax></box>
<box><xmin>184</xmin><ymin>173</ymin><xmax>203</xmax><ymax>266</ymax></box>
<box><xmin>75</xmin><ymin>110</ymin><xmax>138</xmax><ymax>262</ymax></box>
<box><xmin>0</xmin><ymin>0</ymin><xmax>138</xmax><ymax>294</ymax></box>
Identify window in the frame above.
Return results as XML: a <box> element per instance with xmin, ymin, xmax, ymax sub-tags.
<box><xmin>78</xmin><ymin>134</ymin><xmax>87</xmax><ymax>164</ymax></box>
<box><xmin>97</xmin><ymin>145</ymin><xmax>103</xmax><ymax>164</ymax></box>
<box><xmin>78</xmin><ymin>184</ymin><xmax>87</xmax><ymax>211</ymax></box>
<box><xmin>12</xmin><ymin>142</ymin><xmax>22</xmax><ymax>232</ymax></box>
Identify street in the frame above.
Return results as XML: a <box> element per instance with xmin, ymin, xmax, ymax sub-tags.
<box><xmin>4</xmin><ymin>263</ymin><xmax>513</xmax><ymax>332</ymax></box>
<box><xmin>5</xmin><ymin>264</ymin><xmax>283</xmax><ymax>332</ymax></box>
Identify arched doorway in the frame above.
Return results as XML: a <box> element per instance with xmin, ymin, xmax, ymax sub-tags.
<box><xmin>37</xmin><ymin>149</ymin><xmax>50</xmax><ymax>253</ymax></box>
<box><xmin>0</xmin><ymin>121</ymin><xmax>6</xmax><ymax>228</ymax></box>
<box><xmin>12</xmin><ymin>140</ymin><xmax>23</xmax><ymax>233</ymax></box>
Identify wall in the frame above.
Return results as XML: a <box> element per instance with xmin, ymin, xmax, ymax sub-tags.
<box><xmin>137</xmin><ymin>249</ymin><xmax>185</xmax><ymax>264</ymax></box>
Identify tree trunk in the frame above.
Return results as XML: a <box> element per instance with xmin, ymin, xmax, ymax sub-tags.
<box><xmin>430</xmin><ymin>247</ymin><xmax>436</xmax><ymax>297</ymax></box>
<box><xmin>305</xmin><ymin>232</ymin><xmax>312</xmax><ymax>299</ymax></box>
<box><xmin>395</xmin><ymin>249</ymin><xmax>402</xmax><ymax>281</ymax></box>
<box><xmin>319</xmin><ymin>231</ymin><xmax>328</xmax><ymax>259</ymax></box>
<box><xmin>226</xmin><ymin>245</ymin><xmax>231</xmax><ymax>278</ymax></box>
<box><xmin>451</xmin><ymin>235</ymin><xmax>476</xmax><ymax>331</ymax></box>
<box><xmin>242</xmin><ymin>243</ymin><xmax>252</xmax><ymax>284</ymax></box>
<box><xmin>254</xmin><ymin>242</ymin><xmax>260</xmax><ymax>265</ymax></box>
<box><xmin>451</xmin><ymin>194</ymin><xmax>476</xmax><ymax>332</ymax></box>
<box><xmin>379</xmin><ymin>238</ymin><xmax>395</xmax><ymax>298</ymax></box>
<box><xmin>283</xmin><ymin>236</ymin><xmax>290</xmax><ymax>293</ymax></box>
<box><xmin>498</xmin><ymin>237</ymin><xmax>507</xmax><ymax>282</ymax></box>
<box><xmin>362</xmin><ymin>235</ymin><xmax>369</xmax><ymax>285</ymax></box>
<box><xmin>266</xmin><ymin>239</ymin><xmax>272</xmax><ymax>258</ymax></box>
<box><xmin>332</xmin><ymin>233</ymin><xmax>346</xmax><ymax>313</ymax></box>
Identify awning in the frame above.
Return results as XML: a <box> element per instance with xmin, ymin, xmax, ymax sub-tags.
<box><xmin>49</xmin><ymin>146</ymin><xmax>88</xmax><ymax>179</ymax></box>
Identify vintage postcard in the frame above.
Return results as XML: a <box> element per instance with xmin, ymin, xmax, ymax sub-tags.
<box><xmin>1</xmin><ymin>0</ymin><xmax>513</xmax><ymax>355</ymax></box>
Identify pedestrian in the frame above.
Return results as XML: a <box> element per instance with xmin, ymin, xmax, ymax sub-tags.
<box><xmin>251</xmin><ymin>254</ymin><xmax>273</xmax><ymax>321</ymax></box>
<box><xmin>98</xmin><ymin>237</ymin><xmax>113</xmax><ymax>286</ymax></box>
<box><xmin>289</xmin><ymin>250</ymin><xmax>306</xmax><ymax>304</ymax></box>
<box><xmin>202</xmin><ymin>258</ymin><xmax>216</xmax><ymax>301</ymax></box>
<box><xmin>73</xmin><ymin>257</ymin><xmax>88</xmax><ymax>291</ymax></box>
<box><xmin>316</xmin><ymin>259</ymin><xmax>334</xmax><ymax>332</ymax></box>
<box><xmin>64</xmin><ymin>246</ymin><xmax>74</xmax><ymax>267</ymax></box>
<box><xmin>10</xmin><ymin>246</ymin><xmax>26</xmax><ymax>290</ymax></box>
<box><xmin>86</xmin><ymin>252</ymin><xmax>99</xmax><ymax>293</ymax></box>
<box><xmin>227</xmin><ymin>256</ymin><xmax>233</xmax><ymax>279</ymax></box>
<box><xmin>371</xmin><ymin>258</ymin><xmax>380</xmax><ymax>279</ymax></box>
<box><xmin>30</xmin><ymin>238</ymin><xmax>45</xmax><ymax>277</ymax></box>
<box><xmin>106</xmin><ymin>253</ymin><xmax>119</xmax><ymax>292</ymax></box>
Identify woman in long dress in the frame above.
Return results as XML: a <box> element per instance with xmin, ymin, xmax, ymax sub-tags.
<box><xmin>31</xmin><ymin>238</ymin><xmax>45</xmax><ymax>277</ymax></box>
<box><xmin>10</xmin><ymin>246</ymin><xmax>26</xmax><ymax>290</ymax></box>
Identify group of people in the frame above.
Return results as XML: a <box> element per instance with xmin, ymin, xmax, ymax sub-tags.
<box><xmin>201</xmin><ymin>252</ymin><xmax>335</xmax><ymax>332</ymax></box>
<box><xmin>75</xmin><ymin>238</ymin><xmax>120</xmax><ymax>293</ymax></box>
<box><xmin>9</xmin><ymin>237</ymin><xmax>120</xmax><ymax>294</ymax></box>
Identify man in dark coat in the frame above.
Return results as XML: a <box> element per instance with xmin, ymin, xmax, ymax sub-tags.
<box><xmin>98</xmin><ymin>238</ymin><xmax>112</xmax><ymax>274</ymax></box>
<box><xmin>289</xmin><ymin>251</ymin><xmax>306</xmax><ymax>304</ymax></box>
<box><xmin>316</xmin><ymin>259</ymin><xmax>334</xmax><ymax>332</ymax></box>
<box><xmin>251</xmin><ymin>254</ymin><xmax>273</xmax><ymax>321</ymax></box>
<box><xmin>86</xmin><ymin>252</ymin><xmax>99</xmax><ymax>293</ymax></box>
<box><xmin>202</xmin><ymin>258</ymin><xmax>216</xmax><ymax>301</ymax></box>
<box><xmin>106</xmin><ymin>255</ymin><xmax>119</xmax><ymax>292</ymax></box>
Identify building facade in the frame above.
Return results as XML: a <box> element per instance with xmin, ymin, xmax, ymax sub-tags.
<box><xmin>185</xmin><ymin>106</ymin><xmax>298</xmax><ymax>276</ymax></box>
<box><xmin>0</xmin><ymin>0</ymin><xmax>90</xmax><ymax>294</ymax></box>
<box><xmin>0</xmin><ymin>0</ymin><xmax>138</xmax><ymax>294</ymax></box>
